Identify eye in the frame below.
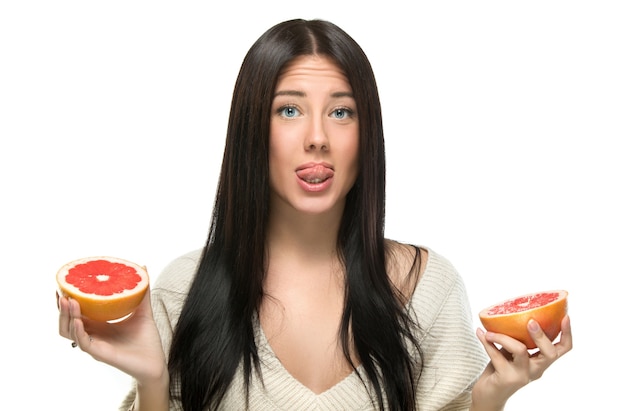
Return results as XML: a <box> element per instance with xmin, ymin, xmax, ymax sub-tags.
<box><xmin>278</xmin><ymin>105</ymin><xmax>301</xmax><ymax>118</ymax></box>
<box><xmin>331</xmin><ymin>107</ymin><xmax>354</xmax><ymax>120</ymax></box>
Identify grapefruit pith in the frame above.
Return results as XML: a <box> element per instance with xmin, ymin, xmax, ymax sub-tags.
<box><xmin>478</xmin><ymin>290</ymin><xmax>568</xmax><ymax>349</ymax></box>
<box><xmin>56</xmin><ymin>256</ymin><xmax>149</xmax><ymax>322</ymax></box>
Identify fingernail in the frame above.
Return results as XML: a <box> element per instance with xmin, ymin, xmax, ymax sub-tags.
<box><xmin>528</xmin><ymin>319</ymin><xmax>540</xmax><ymax>332</ymax></box>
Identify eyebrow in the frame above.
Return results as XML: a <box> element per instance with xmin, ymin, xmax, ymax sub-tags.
<box><xmin>273</xmin><ymin>90</ymin><xmax>354</xmax><ymax>98</ymax></box>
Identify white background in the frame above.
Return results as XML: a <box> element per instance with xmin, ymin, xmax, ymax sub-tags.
<box><xmin>2</xmin><ymin>1</ymin><xmax>624</xmax><ymax>409</ymax></box>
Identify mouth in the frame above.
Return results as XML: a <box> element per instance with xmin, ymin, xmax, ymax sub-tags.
<box><xmin>295</xmin><ymin>163</ymin><xmax>334</xmax><ymax>184</ymax></box>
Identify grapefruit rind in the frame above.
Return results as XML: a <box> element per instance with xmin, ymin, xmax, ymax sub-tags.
<box><xmin>478</xmin><ymin>290</ymin><xmax>568</xmax><ymax>349</ymax></box>
<box><xmin>56</xmin><ymin>256</ymin><xmax>149</xmax><ymax>322</ymax></box>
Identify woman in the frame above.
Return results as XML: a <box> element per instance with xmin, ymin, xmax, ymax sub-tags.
<box><xmin>58</xmin><ymin>19</ymin><xmax>572</xmax><ymax>411</ymax></box>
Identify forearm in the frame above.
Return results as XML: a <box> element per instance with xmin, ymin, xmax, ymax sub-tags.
<box><xmin>469</xmin><ymin>390</ymin><xmax>507</xmax><ymax>411</ymax></box>
<box><xmin>131</xmin><ymin>372</ymin><xmax>170</xmax><ymax>411</ymax></box>
<box><xmin>469</xmin><ymin>403</ymin><xmax>505</xmax><ymax>411</ymax></box>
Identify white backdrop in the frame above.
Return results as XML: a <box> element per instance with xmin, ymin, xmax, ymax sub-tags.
<box><xmin>2</xmin><ymin>1</ymin><xmax>624</xmax><ymax>409</ymax></box>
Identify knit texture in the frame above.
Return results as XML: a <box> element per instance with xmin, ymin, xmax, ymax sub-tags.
<box><xmin>120</xmin><ymin>247</ymin><xmax>488</xmax><ymax>410</ymax></box>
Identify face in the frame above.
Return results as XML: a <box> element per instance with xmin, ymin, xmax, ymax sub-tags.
<box><xmin>269</xmin><ymin>55</ymin><xmax>359</xmax><ymax>218</ymax></box>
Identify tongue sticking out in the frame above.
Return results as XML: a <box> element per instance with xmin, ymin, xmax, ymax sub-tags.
<box><xmin>296</xmin><ymin>165</ymin><xmax>334</xmax><ymax>183</ymax></box>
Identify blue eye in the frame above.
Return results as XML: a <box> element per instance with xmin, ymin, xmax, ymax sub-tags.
<box><xmin>280</xmin><ymin>106</ymin><xmax>300</xmax><ymax>118</ymax></box>
<box><xmin>331</xmin><ymin>108</ymin><xmax>353</xmax><ymax>119</ymax></box>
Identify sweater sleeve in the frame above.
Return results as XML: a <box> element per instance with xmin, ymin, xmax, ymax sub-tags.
<box><xmin>118</xmin><ymin>249</ymin><xmax>202</xmax><ymax>411</ymax></box>
<box><xmin>411</xmin><ymin>250</ymin><xmax>489</xmax><ymax>411</ymax></box>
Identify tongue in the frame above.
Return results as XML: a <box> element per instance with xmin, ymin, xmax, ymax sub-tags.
<box><xmin>296</xmin><ymin>165</ymin><xmax>334</xmax><ymax>182</ymax></box>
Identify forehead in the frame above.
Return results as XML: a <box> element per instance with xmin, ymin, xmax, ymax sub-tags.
<box><xmin>276</xmin><ymin>55</ymin><xmax>350</xmax><ymax>88</ymax></box>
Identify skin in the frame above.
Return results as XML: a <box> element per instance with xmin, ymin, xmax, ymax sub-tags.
<box><xmin>261</xmin><ymin>54</ymin><xmax>361</xmax><ymax>393</ymax></box>
<box><xmin>57</xmin><ymin>54</ymin><xmax>573</xmax><ymax>410</ymax></box>
<box><xmin>58</xmin><ymin>290</ymin><xmax>169</xmax><ymax>410</ymax></box>
<box><xmin>471</xmin><ymin>315</ymin><xmax>573</xmax><ymax>410</ymax></box>
<box><xmin>267</xmin><ymin>54</ymin><xmax>360</xmax><ymax>219</ymax></box>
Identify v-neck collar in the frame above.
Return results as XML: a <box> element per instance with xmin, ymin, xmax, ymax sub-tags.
<box><xmin>247</xmin><ymin>245</ymin><xmax>431</xmax><ymax>409</ymax></box>
<box><xmin>253</xmin><ymin>317</ymin><xmax>377</xmax><ymax>410</ymax></box>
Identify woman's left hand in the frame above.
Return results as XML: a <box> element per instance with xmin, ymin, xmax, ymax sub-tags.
<box><xmin>471</xmin><ymin>315</ymin><xmax>573</xmax><ymax>410</ymax></box>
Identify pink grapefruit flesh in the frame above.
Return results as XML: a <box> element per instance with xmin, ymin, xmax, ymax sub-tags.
<box><xmin>479</xmin><ymin>290</ymin><xmax>568</xmax><ymax>349</ymax></box>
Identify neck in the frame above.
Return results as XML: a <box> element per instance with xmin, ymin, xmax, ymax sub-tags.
<box><xmin>266</xmin><ymin>209</ymin><xmax>342</xmax><ymax>263</ymax></box>
<box><xmin>264</xmin><ymin>207</ymin><xmax>345</xmax><ymax>303</ymax></box>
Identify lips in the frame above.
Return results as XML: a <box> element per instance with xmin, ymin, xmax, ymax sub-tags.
<box><xmin>296</xmin><ymin>164</ymin><xmax>334</xmax><ymax>184</ymax></box>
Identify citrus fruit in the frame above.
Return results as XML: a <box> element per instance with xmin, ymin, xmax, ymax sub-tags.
<box><xmin>478</xmin><ymin>290</ymin><xmax>568</xmax><ymax>349</ymax></box>
<box><xmin>56</xmin><ymin>256</ymin><xmax>149</xmax><ymax>322</ymax></box>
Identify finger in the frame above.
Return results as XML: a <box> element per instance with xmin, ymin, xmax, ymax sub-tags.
<box><xmin>483</xmin><ymin>328</ymin><xmax>532</xmax><ymax>372</ymax></box>
<box><xmin>67</xmin><ymin>298</ymin><xmax>84</xmax><ymax>342</ymax></box>
<box><xmin>476</xmin><ymin>328</ymin><xmax>510</xmax><ymax>369</ymax></box>
<box><xmin>526</xmin><ymin>316</ymin><xmax>574</xmax><ymax>381</ymax></box>
<box><xmin>67</xmin><ymin>298</ymin><xmax>95</xmax><ymax>350</ymax></box>
<box><xmin>72</xmin><ymin>317</ymin><xmax>94</xmax><ymax>351</ymax></box>
<box><xmin>527</xmin><ymin>319</ymin><xmax>558</xmax><ymax>359</ymax></box>
<box><xmin>528</xmin><ymin>318</ymin><xmax>568</xmax><ymax>364</ymax></box>
<box><xmin>483</xmin><ymin>328</ymin><xmax>529</xmax><ymax>358</ymax></box>
<box><xmin>68</xmin><ymin>297</ymin><xmax>82</xmax><ymax>319</ymax></box>
<box><xmin>132</xmin><ymin>286</ymin><xmax>153</xmax><ymax>317</ymax></box>
<box><xmin>556</xmin><ymin>315</ymin><xmax>573</xmax><ymax>355</ymax></box>
<box><xmin>58</xmin><ymin>296</ymin><xmax>71</xmax><ymax>338</ymax></box>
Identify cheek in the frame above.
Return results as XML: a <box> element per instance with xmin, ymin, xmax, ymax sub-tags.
<box><xmin>268</xmin><ymin>136</ymin><xmax>291</xmax><ymax>188</ymax></box>
<box><xmin>269</xmin><ymin>123</ymin><xmax>293</xmax><ymax>160</ymax></box>
<box><xmin>344</xmin><ymin>131</ymin><xmax>360</xmax><ymax>169</ymax></box>
<box><xmin>339</xmin><ymin>136</ymin><xmax>360</xmax><ymax>185</ymax></box>
<box><xmin>268</xmin><ymin>148</ymin><xmax>281</xmax><ymax>185</ymax></box>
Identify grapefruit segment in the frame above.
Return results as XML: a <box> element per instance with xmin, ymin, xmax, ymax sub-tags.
<box><xmin>478</xmin><ymin>290</ymin><xmax>568</xmax><ymax>349</ymax></box>
<box><xmin>57</xmin><ymin>256</ymin><xmax>149</xmax><ymax>322</ymax></box>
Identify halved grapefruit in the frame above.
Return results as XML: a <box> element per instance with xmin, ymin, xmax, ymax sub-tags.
<box><xmin>478</xmin><ymin>290</ymin><xmax>568</xmax><ymax>349</ymax></box>
<box><xmin>56</xmin><ymin>256</ymin><xmax>149</xmax><ymax>322</ymax></box>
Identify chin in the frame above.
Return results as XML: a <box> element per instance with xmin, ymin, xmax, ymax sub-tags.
<box><xmin>295</xmin><ymin>199</ymin><xmax>344</xmax><ymax>216</ymax></box>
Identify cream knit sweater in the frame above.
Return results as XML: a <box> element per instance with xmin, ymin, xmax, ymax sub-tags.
<box><xmin>120</xmin><ymin>247</ymin><xmax>488</xmax><ymax>410</ymax></box>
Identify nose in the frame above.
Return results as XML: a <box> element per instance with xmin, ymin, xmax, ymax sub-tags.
<box><xmin>304</xmin><ymin>116</ymin><xmax>329</xmax><ymax>151</ymax></box>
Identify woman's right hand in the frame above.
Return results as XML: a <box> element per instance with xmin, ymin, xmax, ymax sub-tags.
<box><xmin>57</xmin><ymin>288</ymin><xmax>168</xmax><ymax>384</ymax></box>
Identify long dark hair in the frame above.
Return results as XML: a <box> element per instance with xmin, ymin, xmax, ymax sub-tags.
<box><xmin>168</xmin><ymin>19</ymin><xmax>422</xmax><ymax>410</ymax></box>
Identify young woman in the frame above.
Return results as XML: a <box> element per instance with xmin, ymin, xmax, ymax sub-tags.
<box><xmin>58</xmin><ymin>19</ymin><xmax>572</xmax><ymax>411</ymax></box>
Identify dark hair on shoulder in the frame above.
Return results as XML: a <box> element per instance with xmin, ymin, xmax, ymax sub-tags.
<box><xmin>168</xmin><ymin>18</ymin><xmax>422</xmax><ymax>411</ymax></box>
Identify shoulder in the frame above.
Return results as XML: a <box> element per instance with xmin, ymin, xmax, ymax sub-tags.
<box><xmin>412</xmin><ymin>247</ymin><xmax>468</xmax><ymax>307</ymax></box>
<box><xmin>148</xmin><ymin>249</ymin><xmax>203</xmax><ymax>354</ymax></box>
<box><xmin>410</xmin><ymin>247</ymin><xmax>475</xmax><ymax>334</ymax></box>
<box><xmin>384</xmin><ymin>240</ymin><xmax>421</xmax><ymax>303</ymax></box>
<box><xmin>418</xmin><ymin>247</ymin><xmax>462</xmax><ymax>289</ymax></box>
<box><xmin>152</xmin><ymin>248</ymin><xmax>203</xmax><ymax>295</ymax></box>
<box><xmin>149</xmin><ymin>248</ymin><xmax>202</xmax><ymax>324</ymax></box>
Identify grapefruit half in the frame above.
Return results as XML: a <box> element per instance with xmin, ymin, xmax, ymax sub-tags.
<box><xmin>478</xmin><ymin>290</ymin><xmax>568</xmax><ymax>349</ymax></box>
<box><xmin>56</xmin><ymin>256</ymin><xmax>149</xmax><ymax>322</ymax></box>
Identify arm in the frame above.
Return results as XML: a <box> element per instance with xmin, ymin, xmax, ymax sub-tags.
<box><xmin>131</xmin><ymin>371</ymin><xmax>170</xmax><ymax>411</ymax></box>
